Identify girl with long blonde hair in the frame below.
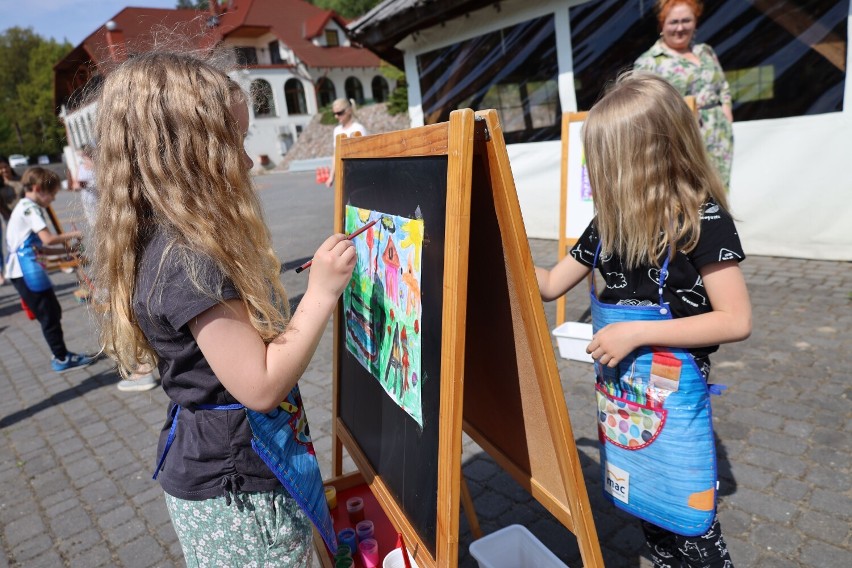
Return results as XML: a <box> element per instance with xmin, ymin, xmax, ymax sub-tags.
<box><xmin>93</xmin><ymin>50</ymin><xmax>355</xmax><ymax>566</ymax></box>
<box><xmin>537</xmin><ymin>72</ymin><xmax>751</xmax><ymax>567</ymax></box>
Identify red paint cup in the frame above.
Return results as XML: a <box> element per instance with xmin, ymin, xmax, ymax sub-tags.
<box><xmin>346</xmin><ymin>496</ymin><xmax>365</xmax><ymax>525</ymax></box>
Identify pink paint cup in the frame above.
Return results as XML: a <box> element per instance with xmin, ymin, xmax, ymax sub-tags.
<box><xmin>359</xmin><ymin>538</ymin><xmax>379</xmax><ymax>568</ymax></box>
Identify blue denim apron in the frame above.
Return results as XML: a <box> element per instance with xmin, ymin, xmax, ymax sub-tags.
<box><xmin>590</xmin><ymin>245</ymin><xmax>717</xmax><ymax>536</ymax></box>
<box><xmin>154</xmin><ymin>385</ymin><xmax>337</xmax><ymax>552</ymax></box>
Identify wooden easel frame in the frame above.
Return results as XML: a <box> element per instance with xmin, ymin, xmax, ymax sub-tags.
<box><xmin>41</xmin><ymin>205</ymin><xmax>83</xmax><ymax>272</ymax></box>
<box><xmin>326</xmin><ymin>109</ymin><xmax>603</xmax><ymax>567</ymax></box>
<box><xmin>556</xmin><ymin>111</ymin><xmax>589</xmax><ymax>327</ymax></box>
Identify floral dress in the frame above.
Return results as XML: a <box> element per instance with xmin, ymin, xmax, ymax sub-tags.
<box><xmin>634</xmin><ymin>39</ymin><xmax>734</xmax><ymax>187</ymax></box>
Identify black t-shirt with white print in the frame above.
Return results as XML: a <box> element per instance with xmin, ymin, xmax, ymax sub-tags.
<box><xmin>571</xmin><ymin>200</ymin><xmax>745</xmax><ymax>359</ymax></box>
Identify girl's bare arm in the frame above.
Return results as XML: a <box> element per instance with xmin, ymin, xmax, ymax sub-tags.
<box><xmin>190</xmin><ymin>234</ymin><xmax>356</xmax><ymax>413</ymax></box>
<box><xmin>536</xmin><ymin>253</ymin><xmax>592</xmax><ymax>302</ymax></box>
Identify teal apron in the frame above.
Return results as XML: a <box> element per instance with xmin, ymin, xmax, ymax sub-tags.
<box><xmin>590</xmin><ymin>245</ymin><xmax>718</xmax><ymax>536</ymax></box>
<box><xmin>154</xmin><ymin>385</ymin><xmax>337</xmax><ymax>552</ymax></box>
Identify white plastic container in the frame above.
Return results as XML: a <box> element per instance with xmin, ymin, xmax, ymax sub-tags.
<box><xmin>382</xmin><ymin>548</ymin><xmax>420</xmax><ymax>568</ymax></box>
<box><xmin>469</xmin><ymin>524</ymin><xmax>569</xmax><ymax>568</ymax></box>
<box><xmin>552</xmin><ymin>322</ymin><xmax>594</xmax><ymax>363</ymax></box>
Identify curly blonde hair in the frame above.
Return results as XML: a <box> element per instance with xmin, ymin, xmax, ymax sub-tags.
<box><xmin>583</xmin><ymin>71</ymin><xmax>729</xmax><ymax>269</ymax></box>
<box><xmin>93</xmin><ymin>50</ymin><xmax>289</xmax><ymax>373</ymax></box>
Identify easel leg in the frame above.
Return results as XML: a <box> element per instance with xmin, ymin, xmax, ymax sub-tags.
<box><xmin>460</xmin><ymin>474</ymin><xmax>482</xmax><ymax>539</ymax></box>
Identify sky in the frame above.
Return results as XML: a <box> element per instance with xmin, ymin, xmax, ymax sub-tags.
<box><xmin>3</xmin><ymin>0</ymin><xmax>183</xmax><ymax>46</ymax></box>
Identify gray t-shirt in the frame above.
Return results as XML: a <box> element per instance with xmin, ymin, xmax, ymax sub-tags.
<box><xmin>134</xmin><ymin>231</ymin><xmax>279</xmax><ymax>500</ymax></box>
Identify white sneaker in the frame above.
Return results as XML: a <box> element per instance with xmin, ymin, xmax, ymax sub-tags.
<box><xmin>116</xmin><ymin>372</ymin><xmax>159</xmax><ymax>392</ymax></box>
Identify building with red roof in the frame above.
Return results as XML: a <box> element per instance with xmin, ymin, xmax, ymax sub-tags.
<box><xmin>55</xmin><ymin>0</ymin><xmax>383</xmax><ymax>169</ymax></box>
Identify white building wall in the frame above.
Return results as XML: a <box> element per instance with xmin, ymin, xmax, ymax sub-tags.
<box><xmin>236</xmin><ymin>68</ymin><xmax>316</xmax><ymax>162</ymax></box>
<box><xmin>313</xmin><ymin>67</ymin><xmax>388</xmax><ymax>106</ymax></box>
<box><xmin>396</xmin><ymin>0</ymin><xmax>852</xmax><ymax>261</ymax></box>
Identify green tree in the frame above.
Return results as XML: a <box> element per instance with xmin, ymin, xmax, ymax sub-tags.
<box><xmin>176</xmin><ymin>0</ymin><xmax>210</xmax><ymax>8</ymax></box>
<box><xmin>380</xmin><ymin>61</ymin><xmax>408</xmax><ymax>116</ymax></box>
<box><xmin>0</xmin><ymin>28</ymin><xmax>71</xmax><ymax>157</ymax></box>
<box><xmin>310</xmin><ymin>0</ymin><xmax>382</xmax><ymax>20</ymax></box>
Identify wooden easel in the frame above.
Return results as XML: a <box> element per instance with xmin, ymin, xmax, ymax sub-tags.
<box><xmin>320</xmin><ymin>109</ymin><xmax>602</xmax><ymax>567</ymax></box>
<box><xmin>42</xmin><ymin>205</ymin><xmax>83</xmax><ymax>273</ymax></box>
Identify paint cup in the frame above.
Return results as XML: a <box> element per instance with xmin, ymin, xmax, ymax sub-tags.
<box><xmin>335</xmin><ymin>557</ymin><xmax>354</xmax><ymax>568</ymax></box>
<box><xmin>324</xmin><ymin>485</ymin><xmax>337</xmax><ymax>509</ymax></box>
<box><xmin>382</xmin><ymin>548</ymin><xmax>420</xmax><ymax>568</ymax></box>
<box><xmin>337</xmin><ymin>528</ymin><xmax>358</xmax><ymax>555</ymax></box>
<box><xmin>359</xmin><ymin>538</ymin><xmax>379</xmax><ymax>568</ymax></box>
<box><xmin>335</xmin><ymin>544</ymin><xmax>352</xmax><ymax>559</ymax></box>
<box><xmin>346</xmin><ymin>496</ymin><xmax>365</xmax><ymax>525</ymax></box>
<box><xmin>356</xmin><ymin>519</ymin><xmax>375</xmax><ymax>541</ymax></box>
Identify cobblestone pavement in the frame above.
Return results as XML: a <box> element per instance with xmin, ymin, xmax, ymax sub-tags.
<box><xmin>1</xmin><ymin>171</ymin><xmax>849</xmax><ymax>567</ymax></box>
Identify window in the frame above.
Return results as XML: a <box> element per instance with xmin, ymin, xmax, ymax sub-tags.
<box><xmin>236</xmin><ymin>47</ymin><xmax>258</xmax><ymax>66</ymax></box>
<box><xmin>371</xmin><ymin>76</ymin><xmax>389</xmax><ymax>103</ymax></box>
<box><xmin>316</xmin><ymin>77</ymin><xmax>337</xmax><ymax>108</ymax></box>
<box><xmin>325</xmin><ymin>30</ymin><xmax>340</xmax><ymax>47</ymax></box>
<box><xmin>345</xmin><ymin>77</ymin><xmax>365</xmax><ymax>105</ymax></box>
<box><xmin>269</xmin><ymin>41</ymin><xmax>282</xmax><ymax>64</ymax></box>
<box><xmin>251</xmin><ymin>79</ymin><xmax>276</xmax><ymax>117</ymax></box>
<box><xmin>726</xmin><ymin>66</ymin><xmax>774</xmax><ymax>103</ymax></box>
<box><xmin>416</xmin><ymin>15</ymin><xmax>561</xmax><ymax>143</ymax></box>
<box><xmin>285</xmin><ymin>79</ymin><xmax>308</xmax><ymax>115</ymax></box>
<box><xmin>569</xmin><ymin>0</ymin><xmax>848</xmax><ymax>120</ymax></box>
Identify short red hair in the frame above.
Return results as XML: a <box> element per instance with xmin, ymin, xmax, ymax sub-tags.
<box><xmin>655</xmin><ymin>0</ymin><xmax>704</xmax><ymax>29</ymax></box>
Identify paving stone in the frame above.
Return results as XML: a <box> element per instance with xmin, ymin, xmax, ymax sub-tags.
<box><xmin>116</xmin><ymin>535</ymin><xmax>165</xmax><ymax>568</ymax></box>
<box><xmin>799</xmin><ymin>540</ymin><xmax>851</xmax><ymax>568</ymax></box>
<box><xmin>49</xmin><ymin>505</ymin><xmax>93</xmax><ymax>540</ymax></box>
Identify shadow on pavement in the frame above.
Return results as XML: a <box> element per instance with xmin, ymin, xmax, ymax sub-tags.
<box><xmin>0</xmin><ymin>365</ymin><xmax>119</xmax><ymax>429</ymax></box>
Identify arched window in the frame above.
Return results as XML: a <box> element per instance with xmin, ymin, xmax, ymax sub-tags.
<box><xmin>316</xmin><ymin>77</ymin><xmax>336</xmax><ymax>108</ymax></box>
<box><xmin>344</xmin><ymin>77</ymin><xmax>365</xmax><ymax>106</ymax></box>
<box><xmin>371</xmin><ymin>76</ymin><xmax>389</xmax><ymax>103</ymax></box>
<box><xmin>284</xmin><ymin>79</ymin><xmax>308</xmax><ymax>115</ymax></box>
<box><xmin>251</xmin><ymin>79</ymin><xmax>276</xmax><ymax>117</ymax></box>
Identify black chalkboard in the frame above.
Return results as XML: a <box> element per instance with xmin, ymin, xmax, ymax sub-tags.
<box><xmin>337</xmin><ymin>156</ymin><xmax>448</xmax><ymax>554</ymax></box>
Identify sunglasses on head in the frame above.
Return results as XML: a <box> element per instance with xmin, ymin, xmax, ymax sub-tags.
<box><xmin>333</xmin><ymin>109</ymin><xmax>347</xmax><ymax>116</ymax></box>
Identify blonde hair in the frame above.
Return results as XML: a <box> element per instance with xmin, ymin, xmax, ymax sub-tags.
<box><xmin>583</xmin><ymin>71</ymin><xmax>729</xmax><ymax>269</ymax></box>
<box><xmin>21</xmin><ymin>167</ymin><xmax>60</xmax><ymax>193</ymax></box>
<box><xmin>93</xmin><ymin>50</ymin><xmax>289</xmax><ymax>373</ymax></box>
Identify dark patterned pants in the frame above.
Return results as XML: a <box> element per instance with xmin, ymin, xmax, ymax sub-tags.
<box><xmin>642</xmin><ymin>516</ymin><xmax>734</xmax><ymax>568</ymax></box>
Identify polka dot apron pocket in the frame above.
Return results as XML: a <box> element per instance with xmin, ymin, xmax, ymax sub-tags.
<box><xmin>596</xmin><ymin>385</ymin><xmax>666</xmax><ymax>450</ymax></box>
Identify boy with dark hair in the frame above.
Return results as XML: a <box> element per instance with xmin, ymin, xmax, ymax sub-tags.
<box><xmin>5</xmin><ymin>167</ymin><xmax>95</xmax><ymax>372</ymax></box>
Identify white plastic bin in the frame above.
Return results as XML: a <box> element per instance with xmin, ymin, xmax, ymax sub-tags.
<box><xmin>552</xmin><ymin>322</ymin><xmax>594</xmax><ymax>363</ymax></box>
<box><xmin>469</xmin><ymin>524</ymin><xmax>569</xmax><ymax>568</ymax></box>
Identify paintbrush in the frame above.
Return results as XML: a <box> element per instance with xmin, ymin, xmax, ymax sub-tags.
<box><xmin>294</xmin><ymin>219</ymin><xmax>377</xmax><ymax>273</ymax></box>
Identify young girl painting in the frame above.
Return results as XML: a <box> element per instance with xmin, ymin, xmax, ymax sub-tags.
<box><xmin>536</xmin><ymin>73</ymin><xmax>751</xmax><ymax>567</ymax></box>
<box><xmin>92</xmin><ymin>50</ymin><xmax>355</xmax><ymax>566</ymax></box>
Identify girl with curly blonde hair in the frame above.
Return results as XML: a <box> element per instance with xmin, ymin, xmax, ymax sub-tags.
<box><xmin>93</xmin><ymin>50</ymin><xmax>355</xmax><ymax>566</ymax></box>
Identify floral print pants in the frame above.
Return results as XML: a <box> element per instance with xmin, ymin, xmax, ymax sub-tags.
<box><xmin>164</xmin><ymin>486</ymin><xmax>313</xmax><ymax>567</ymax></box>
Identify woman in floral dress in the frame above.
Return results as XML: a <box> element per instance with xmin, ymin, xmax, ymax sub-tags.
<box><xmin>635</xmin><ymin>0</ymin><xmax>734</xmax><ymax>188</ymax></box>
